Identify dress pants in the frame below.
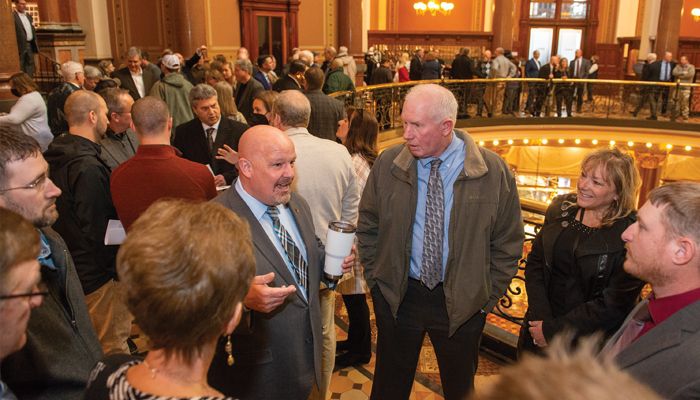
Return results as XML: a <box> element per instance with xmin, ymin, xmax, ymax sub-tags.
<box><xmin>341</xmin><ymin>294</ymin><xmax>371</xmax><ymax>359</ymax></box>
<box><xmin>370</xmin><ymin>280</ymin><xmax>486</xmax><ymax>400</ymax></box>
<box><xmin>318</xmin><ymin>288</ymin><xmax>336</xmax><ymax>399</ymax></box>
<box><xmin>84</xmin><ymin>279</ymin><xmax>132</xmax><ymax>355</ymax></box>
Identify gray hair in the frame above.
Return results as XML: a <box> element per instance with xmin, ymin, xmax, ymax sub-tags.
<box><xmin>234</xmin><ymin>59</ymin><xmax>253</xmax><ymax>75</ymax></box>
<box><xmin>404</xmin><ymin>84</ymin><xmax>458</xmax><ymax>124</ymax></box>
<box><xmin>298</xmin><ymin>50</ymin><xmax>314</xmax><ymax>66</ymax></box>
<box><xmin>273</xmin><ymin>90</ymin><xmax>310</xmax><ymax>128</ymax></box>
<box><xmin>83</xmin><ymin>65</ymin><xmax>102</xmax><ymax>79</ymax></box>
<box><xmin>60</xmin><ymin>61</ymin><xmax>84</xmax><ymax>82</ymax></box>
<box><xmin>188</xmin><ymin>84</ymin><xmax>217</xmax><ymax>106</ymax></box>
<box><xmin>127</xmin><ymin>46</ymin><xmax>142</xmax><ymax>59</ymax></box>
<box><xmin>646</xmin><ymin>53</ymin><xmax>657</xmax><ymax>62</ymax></box>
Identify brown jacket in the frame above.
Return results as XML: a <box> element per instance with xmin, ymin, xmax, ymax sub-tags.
<box><xmin>357</xmin><ymin>129</ymin><xmax>524</xmax><ymax>335</ymax></box>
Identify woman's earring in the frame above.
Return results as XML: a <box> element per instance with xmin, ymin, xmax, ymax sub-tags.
<box><xmin>225</xmin><ymin>335</ymin><xmax>234</xmax><ymax>366</ymax></box>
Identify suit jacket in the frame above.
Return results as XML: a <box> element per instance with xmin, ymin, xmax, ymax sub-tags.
<box><xmin>305</xmin><ymin>90</ymin><xmax>345</xmax><ymax>142</ymax></box>
<box><xmin>450</xmin><ymin>55</ymin><xmax>474</xmax><ymax>79</ymax></box>
<box><xmin>13</xmin><ymin>11</ymin><xmax>38</xmax><ymax>53</ymax></box>
<box><xmin>173</xmin><ymin>117</ymin><xmax>247</xmax><ymax>185</ymax></box>
<box><xmin>208</xmin><ymin>188</ymin><xmax>324</xmax><ymax>400</ymax></box>
<box><xmin>648</xmin><ymin>60</ymin><xmax>677</xmax><ymax>82</ymax></box>
<box><xmin>235</xmin><ymin>78</ymin><xmax>264</xmax><ymax>124</ymax></box>
<box><xmin>605</xmin><ymin>299</ymin><xmax>700</xmax><ymax>399</ymax></box>
<box><xmin>568</xmin><ymin>57</ymin><xmax>591</xmax><ymax>79</ymax></box>
<box><xmin>409</xmin><ymin>55</ymin><xmax>423</xmax><ymax>80</ymax></box>
<box><xmin>272</xmin><ymin>74</ymin><xmax>302</xmax><ymax>92</ymax></box>
<box><xmin>113</xmin><ymin>67</ymin><xmax>158</xmax><ymax>100</ymax></box>
<box><xmin>525</xmin><ymin>58</ymin><xmax>541</xmax><ymax>78</ymax></box>
<box><xmin>253</xmin><ymin>68</ymin><xmax>272</xmax><ymax>90</ymax></box>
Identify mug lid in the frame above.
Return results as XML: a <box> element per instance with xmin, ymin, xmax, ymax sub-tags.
<box><xmin>328</xmin><ymin>220</ymin><xmax>356</xmax><ymax>233</ymax></box>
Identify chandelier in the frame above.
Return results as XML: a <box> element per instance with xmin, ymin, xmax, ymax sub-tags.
<box><xmin>413</xmin><ymin>1</ymin><xmax>454</xmax><ymax>16</ymax></box>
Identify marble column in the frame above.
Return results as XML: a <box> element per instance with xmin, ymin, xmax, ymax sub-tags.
<box><xmin>654</xmin><ymin>0</ymin><xmax>682</xmax><ymax>57</ymax></box>
<box><xmin>338</xmin><ymin>0</ymin><xmax>366</xmax><ymax>86</ymax></box>
<box><xmin>0</xmin><ymin>0</ymin><xmax>21</xmax><ymax>108</ymax></box>
<box><xmin>638</xmin><ymin>0</ymin><xmax>660</xmax><ymax>58</ymax></box>
<box><xmin>492</xmin><ymin>0</ymin><xmax>515</xmax><ymax>50</ymax></box>
<box><xmin>173</xmin><ymin>0</ymin><xmax>206</xmax><ymax>57</ymax></box>
<box><xmin>35</xmin><ymin>0</ymin><xmax>86</xmax><ymax>64</ymax></box>
<box><xmin>636</xmin><ymin>153</ymin><xmax>666</xmax><ymax>207</ymax></box>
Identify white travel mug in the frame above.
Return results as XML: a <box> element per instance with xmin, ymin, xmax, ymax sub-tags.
<box><xmin>324</xmin><ymin>221</ymin><xmax>356</xmax><ymax>281</ymax></box>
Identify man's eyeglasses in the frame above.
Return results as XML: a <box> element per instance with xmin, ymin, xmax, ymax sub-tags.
<box><xmin>0</xmin><ymin>282</ymin><xmax>49</xmax><ymax>301</ymax></box>
<box><xmin>0</xmin><ymin>173</ymin><xmax>48</xmax><ymax>194</ymax></box>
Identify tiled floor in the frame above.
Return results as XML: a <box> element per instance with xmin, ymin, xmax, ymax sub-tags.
<box><xmin>329</xmin><ymin>293</ymin><xmax>506</xmax><ymax>400</ymax></box>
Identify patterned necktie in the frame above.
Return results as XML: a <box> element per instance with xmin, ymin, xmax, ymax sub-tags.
<box><xmin>267</xmin><ymin>206</ymin><xmax>308</xmax><ymax>291</ymax></box>
<box><xmin>575</xmin><ymin>59</ymin><xmax>580</xmax><ymax>77</ymax></box>
<box><xmin>420</xmin><ymin>159</ymin><xmax>444</xmax><ymax>289</ymax></box>
<box><xmin>205</xmin><ymin>127</ymin><xmax>215</xmax><ymax>153</ymax></box>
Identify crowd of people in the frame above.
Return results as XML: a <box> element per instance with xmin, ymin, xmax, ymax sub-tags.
<box><xmin>362</xmin><ymin>46</ymin><xmax>695</xmax><ymax>121</ymax></box>
<box><xmin>2</xmin><ymin>26</ymin><xmax>700</xmax><ymax>400</ymax></box>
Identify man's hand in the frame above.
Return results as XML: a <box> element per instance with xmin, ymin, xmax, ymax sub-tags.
<box><xmin>215</xmin><ymin>144</ymin><xmax>239</xmax><ymax>165</ymax></box>
<box><xmin>340</xmin><ymin>245</ymin><xmax>357</xmax><ymax>274</ymax></box>
<box><xmin>244</xmin><ymin>272</ymin><xmax>297</xmax><ymax>313</ymax></box>
<box><xmin>214</xmin><ymin>174</ymin><xmax>226</xmax><ymax>187</ymax></box>
<box><xmin>528</xmin><ymin>320</ymin><xmax>548</xmax><ymax>347</ymax></box>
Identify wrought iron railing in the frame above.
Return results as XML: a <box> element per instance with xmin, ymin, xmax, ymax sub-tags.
<box><xmin>34</xmin><ymin>53</ymin><xmax>62</xmax><ymax>95</ymax></box>
<box><xmin>330</xmin><ymin>78</ymin><xmax>700</xmax><ymax>129</ymax></box>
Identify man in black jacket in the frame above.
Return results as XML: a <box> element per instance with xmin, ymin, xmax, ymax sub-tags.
<box><xmin>450</xmin><ymin>48</ymin><xmax>475</xmax><ymax>118</ymax></box>
<box><xmin>409</xmin><ymin>48</ymin><xmax>424</xmax><ymax>81</ymax></box>
<box><xmin>631</xmin><ymin>53</ymin><xmax>659</xmax><ymax>120</ymax></box>
<box><xmin>12</xmin><ymin>0</ymin><xmax>38</xmax><ymax>76</ymax></box>
<box><xmin>174</xmin><ymin>84</ymin><xmax>248</xmax><ymax>186</ymax></box>
<box><xmin>0</xmin><ymin>129</ymin><xmax>103</xmax><ymax>400</ymax></box>
<box><xmin>44</xmin><ymin>90</ymin><xmax>131</xmax><ymax>357</ymax></box>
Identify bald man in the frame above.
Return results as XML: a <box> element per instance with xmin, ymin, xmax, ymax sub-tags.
<box><xmin>209</xmin><ymin>126</ymin><xmax>354</xmax><ymax>400</ymax></box>
<box><xmin>44</xmin><ymin>90</ymin><xmax>130</xmax><ymax>356</ymax></box>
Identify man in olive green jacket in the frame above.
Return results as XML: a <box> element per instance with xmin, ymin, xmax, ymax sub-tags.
<box><xmin>357</xmin><ymin>84</ymin><xmax>523</xmax><ymax>400</ymax></box>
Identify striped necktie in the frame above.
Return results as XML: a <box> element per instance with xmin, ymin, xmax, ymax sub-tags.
<box><xmin>267</xmin><ymin>205</ymin><xmax>308</xmax><ymax>291</ymax></box>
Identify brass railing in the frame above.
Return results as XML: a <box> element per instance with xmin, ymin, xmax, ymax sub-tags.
<box><xmin>330</xmin><ymin>78</ymin><xmax>700</xmax><ymax>129</ymax></box>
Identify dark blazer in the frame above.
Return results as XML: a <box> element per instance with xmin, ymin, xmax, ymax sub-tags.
<box><xmin>525</xmin><ymin>58</ymin><xmax>541</xmax><ymax>78</ymax></box>
<box><xmin>235</xmin><ymin>78</ymin><xmax>264</xmax><ymax>124</ymax></box>
<box><xmin>450</xmin><ymin>55</ymin><xmax>474</xmax><ymax>79</ymax></box>
<box><xmin>253</xmin><ymin>68</ymin><xmax>272</xmax><ymax>90</ymax></box>
<box><xmin>272</xmin><ymin>74</ymin><xmax>302</xmax><ymax>92</ymax></box>
<box><xmin>173</xmin><ymin>117</ymin><xmax>247</xmax><ymax>185</ymax></box>
<box><xmin>538</xmin><ymin>63</ymin><xmax>556</xmax><ymax>79</ymax></box>
<box><xmin>648</xmin><ymin>60</ymin><xmax>677</xmax><ymax>82</ymax></box>
<box><xmin>2</xmin><ymin>228</ymin><xmax>103</xmax><ymax>400</ymax></box>
<box><xmin>305</xmin><ymin>90</ymin><xmax>345</xmax><ymax>142</ymax></box>
<box><xmin>113</xmin><ymin>66</ymin><xmax>158</xmax><ymax>100</ymax></box>
<box><xmin>409</xmin><ymin>55</ymin><xmax>423</xmax><ymax>80</ymax></box>
<box><xmin>519</xmin><ymin>194</ymin><xmax>644</xmax><ymax>353</ymax></box>
<box><xmin>605</xmin><ymin>299</ymin><xmax>700</xmax><ymax>399</ymax></box>
<box><xmin>13</xmin><ymin>10</ymin><xmax>38</xmax><ymax>53</ymax></box>
<box><xmin>369</xmin><ymin>66</ymin><xmax>393</xmax><ymax>85</ymax></box>
<box><xmin>209</xmin><ymin>188</ymin><xmax>324</xmax><ymax>400</ymax></box>
<box><xmin>568</xmin><ymin>57</ymin><xmax>591</xmax><ymax>78</ymax></box>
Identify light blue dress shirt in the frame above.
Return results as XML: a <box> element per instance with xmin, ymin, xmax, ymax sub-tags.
<box><xmin>409</xmin><ymin>133</ymin><xmax>466</xmax><ymax>281</ymax></box>
<box><xmin>235</xmin><ymin>179</ymin><xmax>308</xmax><ymax>299</ymax></box>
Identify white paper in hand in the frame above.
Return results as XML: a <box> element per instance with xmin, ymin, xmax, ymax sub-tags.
<box><xmin>104</xmin><ymin>219</ymin><xmax>126</xmax><ymax>245</ymax></box>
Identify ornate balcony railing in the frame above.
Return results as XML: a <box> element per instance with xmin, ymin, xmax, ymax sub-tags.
<box><xmin>330</xmin><ymin>78</ymin><xmax>700</xmax><ymax>130</ymax></box>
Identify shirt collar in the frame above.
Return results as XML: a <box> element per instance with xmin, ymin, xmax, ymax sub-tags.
<box><xmin>201</xmin><ymin>118</ymin><xmax>221</xmax><ymax>132</ymax></box>
<box><xmin>37</xmin><ymin>230</ymin><xmax>57</xmax><ymax>270</ymax></box>
<box><xmin>648</xmin><ymin>287</ymin><xmax>700</xmax><ymax>326</ymax></box>
<box><xmin>234</xmin><ymin>178</ymin><xmax>273</xmax><ymax>222</ymax></box>
<box><xmin>285</xmin><ymin>127</ymin><xmax>311</xmax><ymax>137</ymax></box>
<box><xmin>130</xmin><ymin>68</ymin><xmax>143</xmax><ymax>77</ymax></box>
<box><xmin>418</xmin><ymin>132</ymin><xmax>461</xmax><ymax>168</ymax></box>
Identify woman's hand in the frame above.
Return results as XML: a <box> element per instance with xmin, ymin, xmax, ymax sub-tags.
<box><xmin>216</xmin><ymin>144</ymin><xmax>239</xmax><ymax>165</ymax></box>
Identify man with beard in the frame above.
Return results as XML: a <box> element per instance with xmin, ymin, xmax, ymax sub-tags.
<box><xmin>209</xmin><ymin>125</ymin><xmax>355</xmax><ymax>400</ymax></box>
<box><xmin>0</xmin><ymin>129</ymin><xmax>103</xmax><ymax>400</ymax></box>
<box><xmin>44</xmin><ymin>90</ymin><xmax>131</xmax><ymax>356</ymax></box>
<box><xmin>602</xmin><ymin>182</ymin><xmax>700</xmax><ymax>399</ymax></box>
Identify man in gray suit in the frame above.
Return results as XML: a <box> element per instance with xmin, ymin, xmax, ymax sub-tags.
<box><xmin>568</xmin><ymin>49</ymin><xmax>591</xmax><ymax>113</ymax></box>
<box><xmin>603</xmin><ymin>182</ymin><xmax>700</xmax><ymax>399</ymax></box>
<box><xmin>208</xmin><ymin>125</ymin><xmax>354</xmax><ymax>400</ymax></box>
